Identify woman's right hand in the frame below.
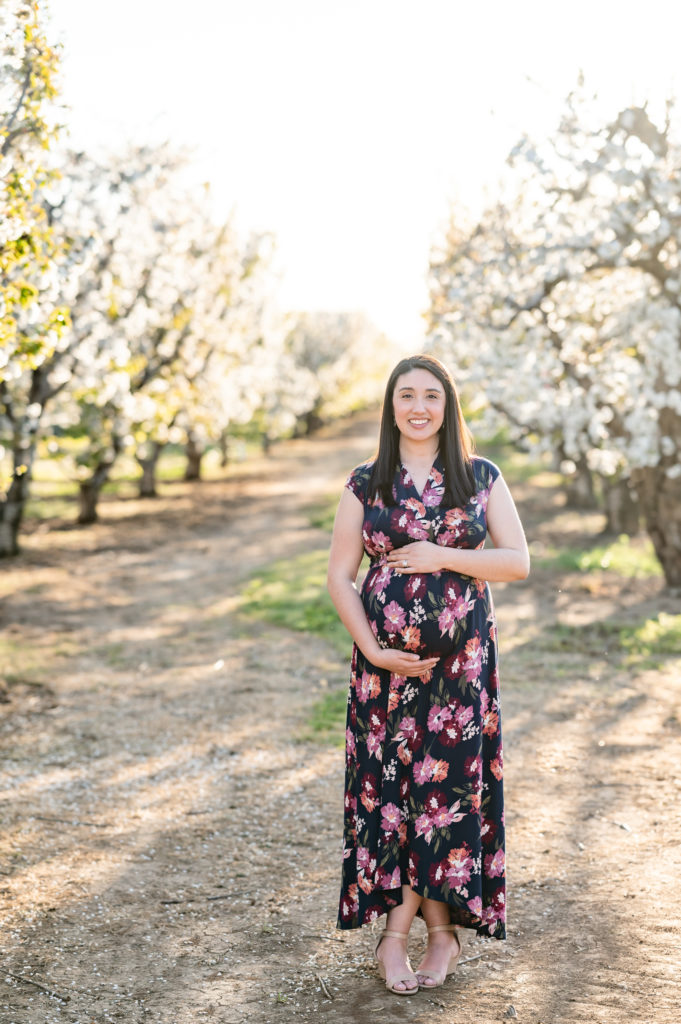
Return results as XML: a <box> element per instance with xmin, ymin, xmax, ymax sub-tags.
<box><xmin>371</xmin><ymin>648</ymin><xmax>440</xmax><ymax>677</ymax></box>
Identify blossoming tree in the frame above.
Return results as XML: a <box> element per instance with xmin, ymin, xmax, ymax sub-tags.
<box><xmin>428</xmin><ymin>92</ymin><xmax>681</xmax><ymax>585</ymax></box>
<box><xmin>0</xmin><ymin>0</ymin><xmax>66</xmax><ymax>555</ymax></box>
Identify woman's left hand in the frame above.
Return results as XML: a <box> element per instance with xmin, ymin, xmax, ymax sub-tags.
<box><xmin>386</xmin><ymin>541</ymin><xmax>445</xmax><ymax>575</ymax></box>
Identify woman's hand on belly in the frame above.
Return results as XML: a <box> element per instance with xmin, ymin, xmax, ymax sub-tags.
<box><xmin>385</xmin><ymin>541</ymin><xmax>446</xmax><ymax>575</ymax></box>
<box><xmin>372</xmin><ymin>648</ymin><xmax>440</xmax><ymax>677</ymax></box>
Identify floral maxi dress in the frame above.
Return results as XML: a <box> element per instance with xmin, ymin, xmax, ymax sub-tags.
<box><xmin>337</xmin><ymin>455</ymin><xmax>506</xmax><ymax>939</ymax></box>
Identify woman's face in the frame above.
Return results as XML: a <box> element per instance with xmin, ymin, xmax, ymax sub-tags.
<box><xmin>392</xmin><ymin>367</ymin><xmax>446</xmax><ymax>445</ymax></box>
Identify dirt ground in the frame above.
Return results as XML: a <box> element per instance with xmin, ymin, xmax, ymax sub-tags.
<box><xmin>1</xmin><ymin>411</ymin><xmax>680</xmax><ymax>1024</ymax></box>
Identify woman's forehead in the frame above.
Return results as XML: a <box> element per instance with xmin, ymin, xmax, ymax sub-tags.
<box><xmin>394</xmin><ymin>368</ymin><xmax>443</xmax><ymax>391</ymax></box>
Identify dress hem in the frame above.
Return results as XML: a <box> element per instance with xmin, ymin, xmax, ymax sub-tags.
<box><xmin>336</xmin><ymin>883</ymin><xmax>506</xmax><ymax>940</ymax></box>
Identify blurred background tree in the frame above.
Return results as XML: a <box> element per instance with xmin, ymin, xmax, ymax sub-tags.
<box><xmin>0</xmin><ymin>0</ymin><xmax>66</xmax><ymax>554</ymax></box>
<box><xmin>428</xmin><ymin>86</ymin><xmax>681</xmax><ymax>585</ymax></box>
<box><xmin>0</xmin><ymin>2</ymin><xmax>395</xmax><ymax>547</ymax></box>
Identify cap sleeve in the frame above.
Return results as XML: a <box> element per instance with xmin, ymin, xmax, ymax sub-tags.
<box><xmin>345</xmin><ymin>461</ymin><xmax>373</xmax><ymax>504</ymax></box>
<box><xmin>473</xmin><ymin>456</ymin><xmax>502</xmax><ymax>492</ymax></box>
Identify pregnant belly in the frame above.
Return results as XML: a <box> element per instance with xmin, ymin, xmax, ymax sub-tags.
<box><xmin>362</xmin><ymin>564</ymin><xmax>480</xmax><ymax>658</ymax></box>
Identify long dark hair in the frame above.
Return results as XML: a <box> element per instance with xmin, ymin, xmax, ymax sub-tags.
<box><xmin>368</xmin><ymin>354</ymin><xmax>475</xmax><ymax>507</ymax></box>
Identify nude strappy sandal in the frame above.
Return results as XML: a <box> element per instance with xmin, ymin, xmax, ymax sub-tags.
<box><xmin>374</xmin><ymin>928</ymin><xmax>419</xmax><ymax>995</ymax></box>
<box><xmin>416</xmin><ymin>923</ymin><xmax>463</xmax><ymax>988</ymax></box>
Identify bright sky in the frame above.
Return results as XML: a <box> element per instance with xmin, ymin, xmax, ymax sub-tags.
<box><xmin>48</xmin><ymin>0</ymin><xmax>681</xmax><ymax>347</ymax></box>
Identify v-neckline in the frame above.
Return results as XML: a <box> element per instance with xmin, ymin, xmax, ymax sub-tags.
<box><xmin>400</xmin><ymin>455</ymin><xmax>441</xmax><ymax>501</ymax></box>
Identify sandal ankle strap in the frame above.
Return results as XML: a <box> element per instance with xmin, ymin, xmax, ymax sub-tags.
<box><xmin>426</xmin><ymin>924</ymin><xmax>456</xmax><ymax>934</ymax></box>
<box><xmin>382</xmin><ymin>928</ymin><xmax>409</xmax><ymax>939</ymax></box>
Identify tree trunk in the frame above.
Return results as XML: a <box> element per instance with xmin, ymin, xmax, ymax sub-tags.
<box><xmin>0</xmin><ymin>462</ymin><xmax>31</xmax><ymax>557</ymax></box>
<box><xmin>136</xmin><ymin>441</ymin><xmax>164</xmax><ymax>498</ymax></box>
<box><xmin>0</xmin><ymin>420</ymin><xmax>40</xmax><ymax>557</ymax></box>
<box><xmin>631</xmin><ymin>465</ymin><xmax>681</xmax><ymax>586</ymax></box>
<box><xmin>601</xmin><ymin>475</ymin><xmax>641</xmax><ymax>535</ymax></box>
<box><xmin>294</xmin><ymin>408</ymin><xmax>324</xmax><ymax>438</ymax></box>
<box><xmin>0</xmin><ymin>369</ymin><xmax>49</xmax><ymax>557</ymax></box>
<box><xmin>561</xmin><ymin>453</ymin><xmax>598</xmax><ymax>509</ymax></box>
<box><xmin>629</xmin><ymin>410</ymin><xmax>681</xmax><ymax>586</ymax></box>
<box><xmin>184</xmin><ymin>432</ymin><xmax>204</xmax><ymax>481</ymax></box>
<box><xmin>77</xmin><ymin>439</ymin><xmax>121</xmax><ymax>524</ymax></box>
<box><xmin>217</xmin><ymin>431</ymin><xmax>230</xmax><ymax>469</ymax></box>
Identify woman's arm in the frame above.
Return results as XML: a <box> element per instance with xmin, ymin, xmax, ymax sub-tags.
<box><xmin>385</xmin><ymin>475</ymin><xmax>530</xmax><ymax>582</ymax></box>
<box><xmin>327</xmin><ymin>489</ymin><xmax>440</xmax><ymax>675</ymax></box>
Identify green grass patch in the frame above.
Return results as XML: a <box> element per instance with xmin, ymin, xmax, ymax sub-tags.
<box><xmin>307</xmin><ymin>493</ymin><xmax>339</xmax><ymax>532</ymax></box>
<box><xmin>0</xmin><ymin>636</ymin><xmax>51</xmax><ymax>688</ymax></box>
<box><xmin>239</xmin><ymin>548</ymin><xmax>352</xmax><ymax>655</ymax></box>
<box><xmin>299</xmin><ymin>688</ymin><xmax>348</xmax><ymax>746</ymax></box>
<box><xmin>535</xmin><ymin>613</ymin><xmax>681</xmax><ymax>673</ymax></box>
<box><xmin>536</xmin><ymin>534</ymin><xmax>663</xmax><ymax>578</ymax></box>
<box><xmin>620</xmin><ymin>613</ymin><xmax>681</xmax><ymax>667</ymax></box>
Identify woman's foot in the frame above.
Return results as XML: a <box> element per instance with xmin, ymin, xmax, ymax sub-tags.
<box><xmin>415</xmin><ymin>925</ymin><xmax>462</xmax><ymax>988</ymax></box>
<box><xmin>375</xmin><ymin>930</ymin><xmax>419</xmax><ymax>995</ymax></box>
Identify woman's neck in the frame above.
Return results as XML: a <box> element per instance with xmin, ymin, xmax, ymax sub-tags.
<box><xmin>399</xmin><ymin>438</ymin><xmax>439</xmax><ymax>465</ymax></box>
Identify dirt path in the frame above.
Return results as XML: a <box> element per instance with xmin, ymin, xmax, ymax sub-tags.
<box><xmin>1</xmin><ymin>413</ymin><xmax>680</xmax><ymax>1024</ymax></box>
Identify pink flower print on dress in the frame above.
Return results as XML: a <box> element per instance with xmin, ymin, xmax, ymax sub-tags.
<box><xmin>491</xmin><ymin>887</ymin><xmax>506</xmax><ymax>914</ymax></box>
<box><xmin>383</xmin><ymin>601</ymin><xmax>406</xmax><ymax>634</ymax></box>
<box><xmin>356</xmin><ymin>669</ymin><xmax>381</xmax><ymax>703</ymax></box>
<box><xmin>481</xmin><ymin>816</ymin><xmax>497</xmax><ymax>844</ymax></box>
<box><xmin>401</xmin><ymin>624</ymin><xmax>422</xmax><ymax>651</ymax></box>
<box><xmin>404</xmin><ymin>497</ymin><xmax>426</xmax><ymax>517</ymax></box>
<box><xmin>431</xmin><ymin>804</ymin><xmax>453</xmax><ymax>828</ymax></box>
<box><xmin>356</xmin><ymin>846</ymin><xmax>371</xmax><ymax>871</ymax></box>
<box><xmin>366</xmin><ymin>732</ymin><xmax>382</xmax><ymax>759</ymax></box>
<box><xmin>428</xmin><ymin>858</ymin><xmax>448</xmax><ymax>886</ymax></box>
<box><xmin>405</xmin><ymin>574</ymin><xmax>426</xmax><ymax>600</ymax></box>
<box><xmin>467</xmin><ymin>895</ymin><xmax>483</xmax><ymax>918</ymax></box>
<box><xmin>427</xmin><ymin>704</ymin><xmax>453</xmax><ymax>733</ymax></box>
<box><xmin>432</xmin><ymin>799</ymin><xmax>464</xmax><ymax>829</ymax></box>
<box><xmin>445</xmin><ymin>843</ymin><xmax>474</xmax><ymax>887</ymax></box>
<box><xmin>463</xmin><ymin>634</ymin><xmax>483</xmax><ymax>682</ymax></box>
<box><xmin>376</xmin><ymin>865</ymin><xmax>401</xmax><ymax>890</ymax></box>
<box><xmin>438</xmin><ymin>605</ymin><xmax>458</xmax><ymax>639</ymax></box>
<box><xmin>413</xmin><ymin>754</ymin><xmax>437</xmax><ymax>785</ymax></box>
<box><xmin>380</xmin><ymin>802</ymin><xmax>403</xmax><ymax>834</ymax></box>
<box><xmin>369</xmin><ymin>530</ymin><xmax>393</xmax><ymax>555</ymax></box>
<box><xmin>422</xmin><ymin>480</ymin><xmax>443</xmax><ymax>507</ymax></box>
<box><xmin>482</xmin><ymin>707</ymin><xmax>499</xmax><ymax>738</ymax></box>
<box><xmin>423</xmin><ymin>789</ymin><xmax>448</xmax><ymax>814</ymax></box>
<box><xmin>474</xmin><ymin>487</ymin><xmax>490</xmax><ymax>513</ymax></box>
<box><xmin>484</xmin><ymin>849</ymin><xmax>505</xmax><ymax>878</ymax></box>
<box><xmin>368</xmin><ymin>705</ymin><xmax>386</xmax><ymax>737</ymax></box>
<box><xmin>444</xmin><ymin>506</ymin><xmax>466</xmax><ymax>529</ymax></box>
<box><xmin>452</xmin><ymin>590</ymin><xmax>475</xmax><ymax>621</ymax></box>
<box><xmin>415</xmin><ymin>813</ymin><xmax>434</xmax><ymax>844</ymax></box>
<box><xmin>406</xmin><ymin>516</ymin><xmax>429</xmax><ymax>540</ymax></box>
<box><xmin>372</xmin><ymin>563</ymin><xmax>392</xmax><ymax>594</ymax></box>
<box><xmin>395</xmin><ymin>715</ymin><xmax>424</xmax><ymax>751</ymax></box>
<box><xmin>440</xmin><ymin>716</ymin><xmax>463</xmax><ymax>748</ymax></box>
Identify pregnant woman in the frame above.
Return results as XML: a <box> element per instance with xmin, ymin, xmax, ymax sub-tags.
<box><xmin>327</xmin><ymin>354</ymin><xmax>530</xmax><ymax>995</ymax></box>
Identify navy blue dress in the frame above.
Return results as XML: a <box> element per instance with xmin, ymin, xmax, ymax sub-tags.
<box><xmin>337</xmin><ymin>455</ymin><xmax>506</xmax><ymax>939</ymax></box>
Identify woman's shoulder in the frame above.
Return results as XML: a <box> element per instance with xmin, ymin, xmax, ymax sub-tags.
<box><xmin>470</xmin><ymin>455</ymin><xmax>502</xmax><ymax>487</ymax></box>
<box><xmin>344</xmin><ymin>459</ymin><xmax>375</xmax><ymax>501</ymax></box>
